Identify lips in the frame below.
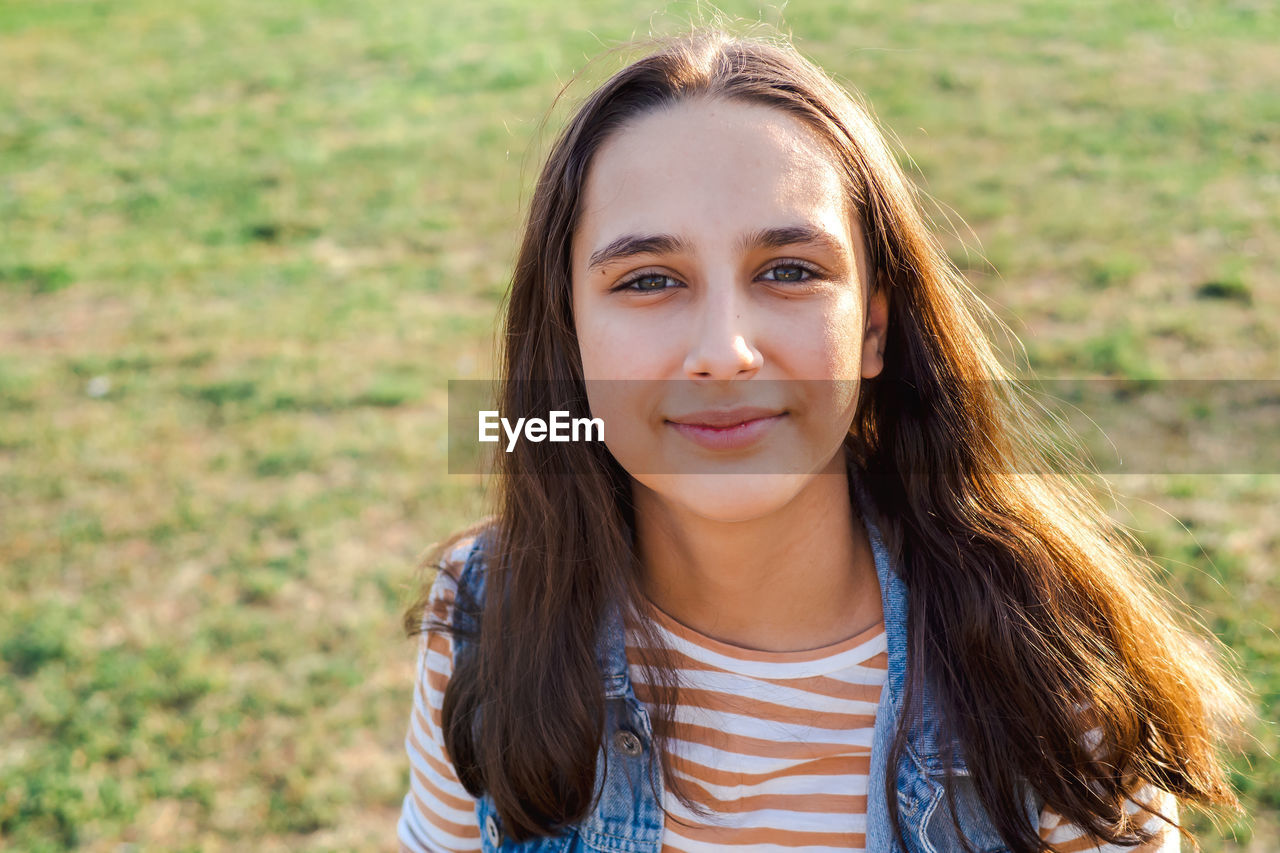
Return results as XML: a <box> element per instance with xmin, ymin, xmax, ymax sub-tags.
<box><xmin>664</xmin><ymin>408</ymin><xmax>787</xmax><ymax>452</ymax></box>
<box><xmin>666</xmin><ymin>406</ymin><xmax>785</xmax><ymax>428</ymax></box>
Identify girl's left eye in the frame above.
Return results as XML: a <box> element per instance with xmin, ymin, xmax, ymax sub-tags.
<box><xmin>761</xmin><ymin>261</ymin><xmax>822</xmax><ymax>284</ymax></box>
<box><xmin>613</xmin><ymin>261</ymin><xmax>822</xmax><ymax>293</ymax></box>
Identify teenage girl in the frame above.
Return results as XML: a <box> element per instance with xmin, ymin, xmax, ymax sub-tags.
<box><xmin>397</xmin><ymin>26</ymin><xmax>1250</xmax><ymax>853</ymax></box>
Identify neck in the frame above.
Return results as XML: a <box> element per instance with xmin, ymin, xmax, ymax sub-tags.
<box><xmin>631</xmin><ymin>449</ymin><xmax>881</xmax><ymax>653</ymax></box>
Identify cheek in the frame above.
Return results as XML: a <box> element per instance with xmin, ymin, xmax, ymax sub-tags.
<box><xmin>575</xmin><ymin>301</ymin><xmax>666</xmax><ymax>381</ymax></box>
<box><xmin>778</xmin><ymin>295</ymin><xmax>864</xmax><ymax>380</ymax></box>
<box><xmin>573</xmin><ymin>294</ymin><xmax>608</xmax><ymax>379</ymax></box>
<box><xmin>823</xmin><ymin>315</ymin><xmax>865</xmax><ymax>378</ymax></box>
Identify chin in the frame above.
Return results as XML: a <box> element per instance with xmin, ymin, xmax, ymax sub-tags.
<box><xmin>640</xmin><ymin>472</ymin><xmax>812</xmax><ymax>524</ymax></box>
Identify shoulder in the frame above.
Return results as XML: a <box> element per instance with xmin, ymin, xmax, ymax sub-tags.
<box><xmin>1041</xmin><ymin>710</ymin><xmax>1181</xmax><ymax>850</ymax></box>
<box><xmin>417</xmin><ymin>523</ymin><xmax>496</xmax><ymax>636</ymax></box>
<box><xmin>411</xmin><ymin>527</ymin><xmax>493</xmax><ymax>677</ymax></box>
<box><xmin>435</xmin><ymin>522</ymin><xmax>493</xmax><ymax>580</ymax></box>
<box><xmin>1038</xmin><ymin>782</ymin><xmax>1180</xmax><ymax>852</ymax></box>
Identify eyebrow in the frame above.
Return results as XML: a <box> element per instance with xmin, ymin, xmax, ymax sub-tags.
<box><xmin>586</xmin><ymin>225</ymin><xmax>851</xmax><ymax>273</ymax></box>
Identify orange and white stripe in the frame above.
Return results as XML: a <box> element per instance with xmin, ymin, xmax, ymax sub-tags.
<box><xmin>624</xmin><ymin>602</ymin><xmax>887</xmax><ymax>853</ymax></box>
<box><xmin>1038</xmin><ymin>771</ymin><xmax>1181</xmax><ymax>852</ymax></box>
<box><xmin>398</xmin><ymin>543</ymin><xmax>483</xmax><ymax>853</ymax></box>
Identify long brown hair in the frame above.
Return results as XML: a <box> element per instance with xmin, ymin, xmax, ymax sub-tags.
<box><xmin>404</xmin><ymin>23</ymin><xmax>1253</xmax><ymax>850</ymax></box>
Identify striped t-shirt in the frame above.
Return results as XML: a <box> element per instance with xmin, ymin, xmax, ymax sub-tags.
<box><xmin>398</xmin><ymin>538</ymin><xmax>1181</xmax><ymax>852</ymax></box>
<box><xmin>624</xmin><ymin>599</ymin><xmax>886</xmax><ymax>851</ymax></box>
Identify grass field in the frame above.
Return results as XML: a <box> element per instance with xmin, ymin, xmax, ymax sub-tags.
<box><xmin>1</xmin><ymin>0</ymin><xmax>1277</xmax><ymax>850</ymax></box>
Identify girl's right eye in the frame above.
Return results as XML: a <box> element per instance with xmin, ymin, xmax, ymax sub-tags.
<box><xmin>612</xmin><ymin>272</ymin><xmax>682</xmax><ymax>293</ymax></box>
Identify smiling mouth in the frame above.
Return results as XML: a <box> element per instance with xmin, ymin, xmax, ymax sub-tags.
<box><xmin>669</xmin><ymin>416</ymin><xmax>774</xmax><ymax>429</ymax></box>
<box><xmin>664</xmin><ymin>412</ymin><xmax>787</xmax><ymax>451</ymax></box>
<box><xmin>665</xmin><ymin>406</ymin><xmax>787</xmax><ymax>428</ymax></box>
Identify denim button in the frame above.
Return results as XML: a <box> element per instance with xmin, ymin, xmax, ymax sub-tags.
<box><xmin>485</xmin><ymin>813</ymin><xmax>501</xmax><ymax>846</ymax></box>
<box><xmin>614</xmin><ymin>729</ymin><xmax>643</xmax><ymax>756</ymax></box>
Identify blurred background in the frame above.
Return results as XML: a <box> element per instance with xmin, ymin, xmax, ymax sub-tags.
<box><xmin>1</xmin><ymin>0</ymin><xmax>1276</xmax><ymax>850</ymax></box>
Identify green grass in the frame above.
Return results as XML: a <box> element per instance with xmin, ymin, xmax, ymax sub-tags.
<box><xmin>2</xmin><ymin>0</ymin><xmax>1277</xmax><ymax>848</ymax></box>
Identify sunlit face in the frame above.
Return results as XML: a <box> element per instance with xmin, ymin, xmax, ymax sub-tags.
<box><xmin>570</xmin><ymin>96</ymin><xmax>888</xmax><ymax>523</ymax></box>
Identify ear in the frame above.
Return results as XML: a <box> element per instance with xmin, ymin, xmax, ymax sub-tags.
<box><xmin>861</xmin><ymin>268</ymin><xmax>890</xmax><ymax>379</ymax></box>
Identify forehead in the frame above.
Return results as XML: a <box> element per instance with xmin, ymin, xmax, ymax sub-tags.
<box><xmin>574</xmin><ymin>97</ymin><xmax>860</xmax><ymax>265</ymax></box>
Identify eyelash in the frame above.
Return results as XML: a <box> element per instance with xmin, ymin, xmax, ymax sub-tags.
<box><xmin>611</xmin><ymin>259</ymin><xmax>825</xmax><ymax>293</ymax></box>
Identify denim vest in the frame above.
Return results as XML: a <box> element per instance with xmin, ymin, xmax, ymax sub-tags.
<box><xmin>449</xmin><ymin>468</ymin><xmax>1044</xmax><ymax>852</ymax></box>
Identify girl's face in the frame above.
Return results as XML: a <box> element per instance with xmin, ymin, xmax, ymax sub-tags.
<box><xmin>570</xmin><ymin>96</ymin><xmax>888</xmax><ymax>523</ymax></box>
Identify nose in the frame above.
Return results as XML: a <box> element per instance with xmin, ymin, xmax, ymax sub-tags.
<box><xmin>682</xmin><ymin>280</ymin><xmax>763</xmax><ymax>379</ymax></box>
